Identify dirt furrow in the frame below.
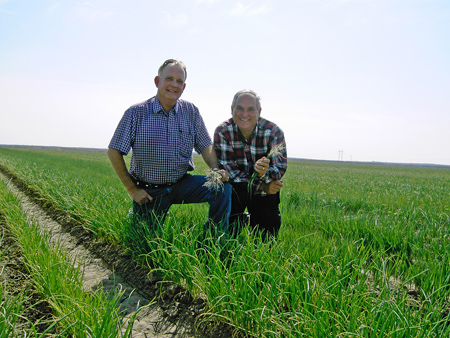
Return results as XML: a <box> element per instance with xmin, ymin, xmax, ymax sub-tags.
<box><xmin>0</xmin><ymin>169</ymin><xmax>229</xmax><ymax>337</ymax></box>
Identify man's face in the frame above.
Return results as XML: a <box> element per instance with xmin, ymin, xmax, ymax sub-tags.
<box><xmin>155</xmin><ymin>64</ymin><xmax>186</xmax><ymax>107</ymax></box>
<box><xmin>232</xmin><ymin>94</ymin><xmax>261</xmax><ymax>138</ymax></box>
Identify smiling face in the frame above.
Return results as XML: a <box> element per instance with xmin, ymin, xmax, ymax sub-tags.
<box><xmin>154</xmin><ymin>64</ymin><xmax>186</xmax><ymax>112</ymax></box>
<box><xmin>232</xmin><ymin>93</ymin><xmax>261</xmax><ymax>140</ymax></box>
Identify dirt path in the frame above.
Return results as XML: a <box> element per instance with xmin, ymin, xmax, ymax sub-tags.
<box><xmin>0</xmin><ymin>170</ymin><xmax>232</xmax><ymax>337</ymax></box>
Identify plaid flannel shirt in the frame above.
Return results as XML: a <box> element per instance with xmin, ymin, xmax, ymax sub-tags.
<box><xmin>214</xmin><ymin>117</ymin><xmax>287</xmax><ymax>194</ymax></box>
<box><xmin>109</xmin><ymin>96</ymin><xmax>211</xmax><ymax>184</ymax></box>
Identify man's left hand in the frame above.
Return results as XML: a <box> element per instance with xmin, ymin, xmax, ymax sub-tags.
<box><xmin>260</xmin><ymin>180</ymin><xmax>283</xmax><ymax>194</ymax></box>
<box><xmin>217</xmin><ymin>169</ymin><xmax>229</xmax><ymax>182</ymax></box>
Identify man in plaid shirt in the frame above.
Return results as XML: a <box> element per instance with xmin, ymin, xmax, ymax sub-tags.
<box><xmin>214</xmin><ymin>89</ymin><xmax>287</xmax><ymax>239</ymax></box>
<box><xmin>107</xmin><ymin>59</ymin><xmax>231</xmax><ymax>237</ymax></box>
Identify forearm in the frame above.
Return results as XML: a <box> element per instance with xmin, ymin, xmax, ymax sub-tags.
<box><xmin>201</xmin><ymin>145</ymin><xmax>230</xmax><ymax>182</ymax></box>
<box><xmin>201</xmin><ymin>145</ymin><xmax>220</xmax><ymax>169</ymax></box>
<box><xmin>107</xmin><ymin>148</ymin><xmax>136</xmax><ymax>194</ymax></box>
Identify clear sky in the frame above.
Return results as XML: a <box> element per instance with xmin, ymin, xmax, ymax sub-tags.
<box><xmin>1</xmin><ymin>0</ymin><xmax>449</xmax><ymax>165</ymax></box>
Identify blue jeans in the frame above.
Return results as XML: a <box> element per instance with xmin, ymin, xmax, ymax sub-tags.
<box><xmin>132</xmin><ymin>174</ymin><xmax>232</xmax><ymax>233</ymax></box>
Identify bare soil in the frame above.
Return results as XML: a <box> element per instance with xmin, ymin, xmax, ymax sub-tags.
<box><xmin>0</xmin><ymin>166</ymin><xmax>236</xmax><ymax>338</ymax></box>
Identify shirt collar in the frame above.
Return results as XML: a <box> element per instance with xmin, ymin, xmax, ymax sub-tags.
<box><xmin>231</xmin><ymin>118</ymin><xmax>260</xmax><ymax>142</ymax></box>
<box><xmin>151</xmin><ymin>96</ymin><xmax>179</xmax><ymax>115</ymax></box>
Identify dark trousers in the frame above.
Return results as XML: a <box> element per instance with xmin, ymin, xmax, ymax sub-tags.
<box><xmin>229</xmin><ymin>183</ymin><xmax>281</xmax><ymax>239</ymax></box>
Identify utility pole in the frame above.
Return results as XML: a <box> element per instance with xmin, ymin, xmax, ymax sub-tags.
<box><xmin>338</xmin><ymin>149</ymin><xmax>343</xmax><ymax>161</ymax></box>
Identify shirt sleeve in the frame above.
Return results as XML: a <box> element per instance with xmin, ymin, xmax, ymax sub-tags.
<box><xmin>192</xmin><ymin>105</ymin><xmax>212</xmax><ymax>155</ymax></box>
<box><xmin>108</xmin><ymin>107</ymin><xmax>137</xmax><ymax>155</ymax></box>
<box><xmin>213</xmin><ymin>125</ymin><xmax>250</xmax><ymax>182</ymax></box>
<box><xmin>249</xmin><ymin>124</ymin><xmax>287</xmax><ymax>194</ymax></box>
<box><xmin>264</xmin><ymin>126</ymin><xmax>288</xmax><ymax>183</ymax></box>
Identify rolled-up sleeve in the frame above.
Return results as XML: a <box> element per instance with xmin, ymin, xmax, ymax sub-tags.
<box><xmin>193</xmin><ymin>106</ymin><xmax>212</xmax><ymax>155</ymax></box>
<box><xmin>108</xmin><ymin>107</ymin><xmax>137</xmax><ymax>155</ymax></box>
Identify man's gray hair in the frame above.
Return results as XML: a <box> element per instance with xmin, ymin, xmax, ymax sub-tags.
<box><xmin>231</xmin><ymin>89</ymin><xmax>261</xmax><ymax>110</ymax></box>
<box><xmin>158</xmin><ymin>59</ymin><xmax>187</xmax><ymax>80</ymax></box>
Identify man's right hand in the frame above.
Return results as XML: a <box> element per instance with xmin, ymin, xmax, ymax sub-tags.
<box><xmin>255</xmin><ymin>157</ymin><xmax>270</xmax><ymax>177</ymax></box>
<box><xmin>129</xmin><ymin>186</ymin><xmax>153</xmax><ymax>205</ymax></box>
<box><xmin>107</xmin><ymin>148</ymin><xmax>154</xmax><ymax>205</ymax></box>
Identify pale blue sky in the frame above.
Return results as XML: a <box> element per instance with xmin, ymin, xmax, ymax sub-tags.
<box><xmin>1</xmin><ymin>0</ymin><xmax>449</xmax><ymax>165</ymax></box>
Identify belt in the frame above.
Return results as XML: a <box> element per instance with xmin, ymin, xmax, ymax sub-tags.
<box><xmin>132</xmin><ymin>177</ymin><xmax>177</xmax><ymax>189</ymax></box>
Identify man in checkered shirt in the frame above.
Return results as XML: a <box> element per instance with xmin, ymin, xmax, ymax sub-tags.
<box><xmin>214</xmin><ymin>89</ymin><xmax>287</xmax><ymax>239</ymax></box>
<box><xmin>107</xmin><ymin>59</ymin><xmax>231</xmax><ymax>236</ymax></box>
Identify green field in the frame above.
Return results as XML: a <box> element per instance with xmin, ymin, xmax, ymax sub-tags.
<box><xmin>1</xmin><ymin>146</ymin><xmax>449</xmax><ymax>337</ymax></box>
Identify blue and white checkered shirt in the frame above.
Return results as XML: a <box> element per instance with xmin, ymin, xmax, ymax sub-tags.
<box><xmin>109</xmin><ymin>96</ymin><xmax>212</xmax><ymax>184</ymax></box>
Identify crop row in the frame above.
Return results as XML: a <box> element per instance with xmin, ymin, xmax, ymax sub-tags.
<box><xmin>0</xmin><ymin>174</ymin><xmax>137</xmax><ymax>337</ymax></box>
<box><xmin>1</xmin><ymin>146</ymin><xmax>450</xmax><ymax>337</ymax></box>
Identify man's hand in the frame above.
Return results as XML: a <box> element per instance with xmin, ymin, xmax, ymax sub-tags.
<box><xmin>107</xmin><ymin>148</ymin><xmax>154</xmax><ymax>205</ymax></box>
<box><xmin>260</xmin><ymin>180</ymin><xmax>283</xmax><ymax>195</ymax></box>
<box><xmin>129</xmin><ymin>186</ymin><xmax>153</xmax><ymax>205</ymax></box>
<box><xmin>217</xmin><ymin>169</ymin><xmax>229</xmax><ymax>182</ymax></box>
<box><xmin>255</xmin><ymin>157</ymin><xmax>270</xmax><ymax>177</ymax></box>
